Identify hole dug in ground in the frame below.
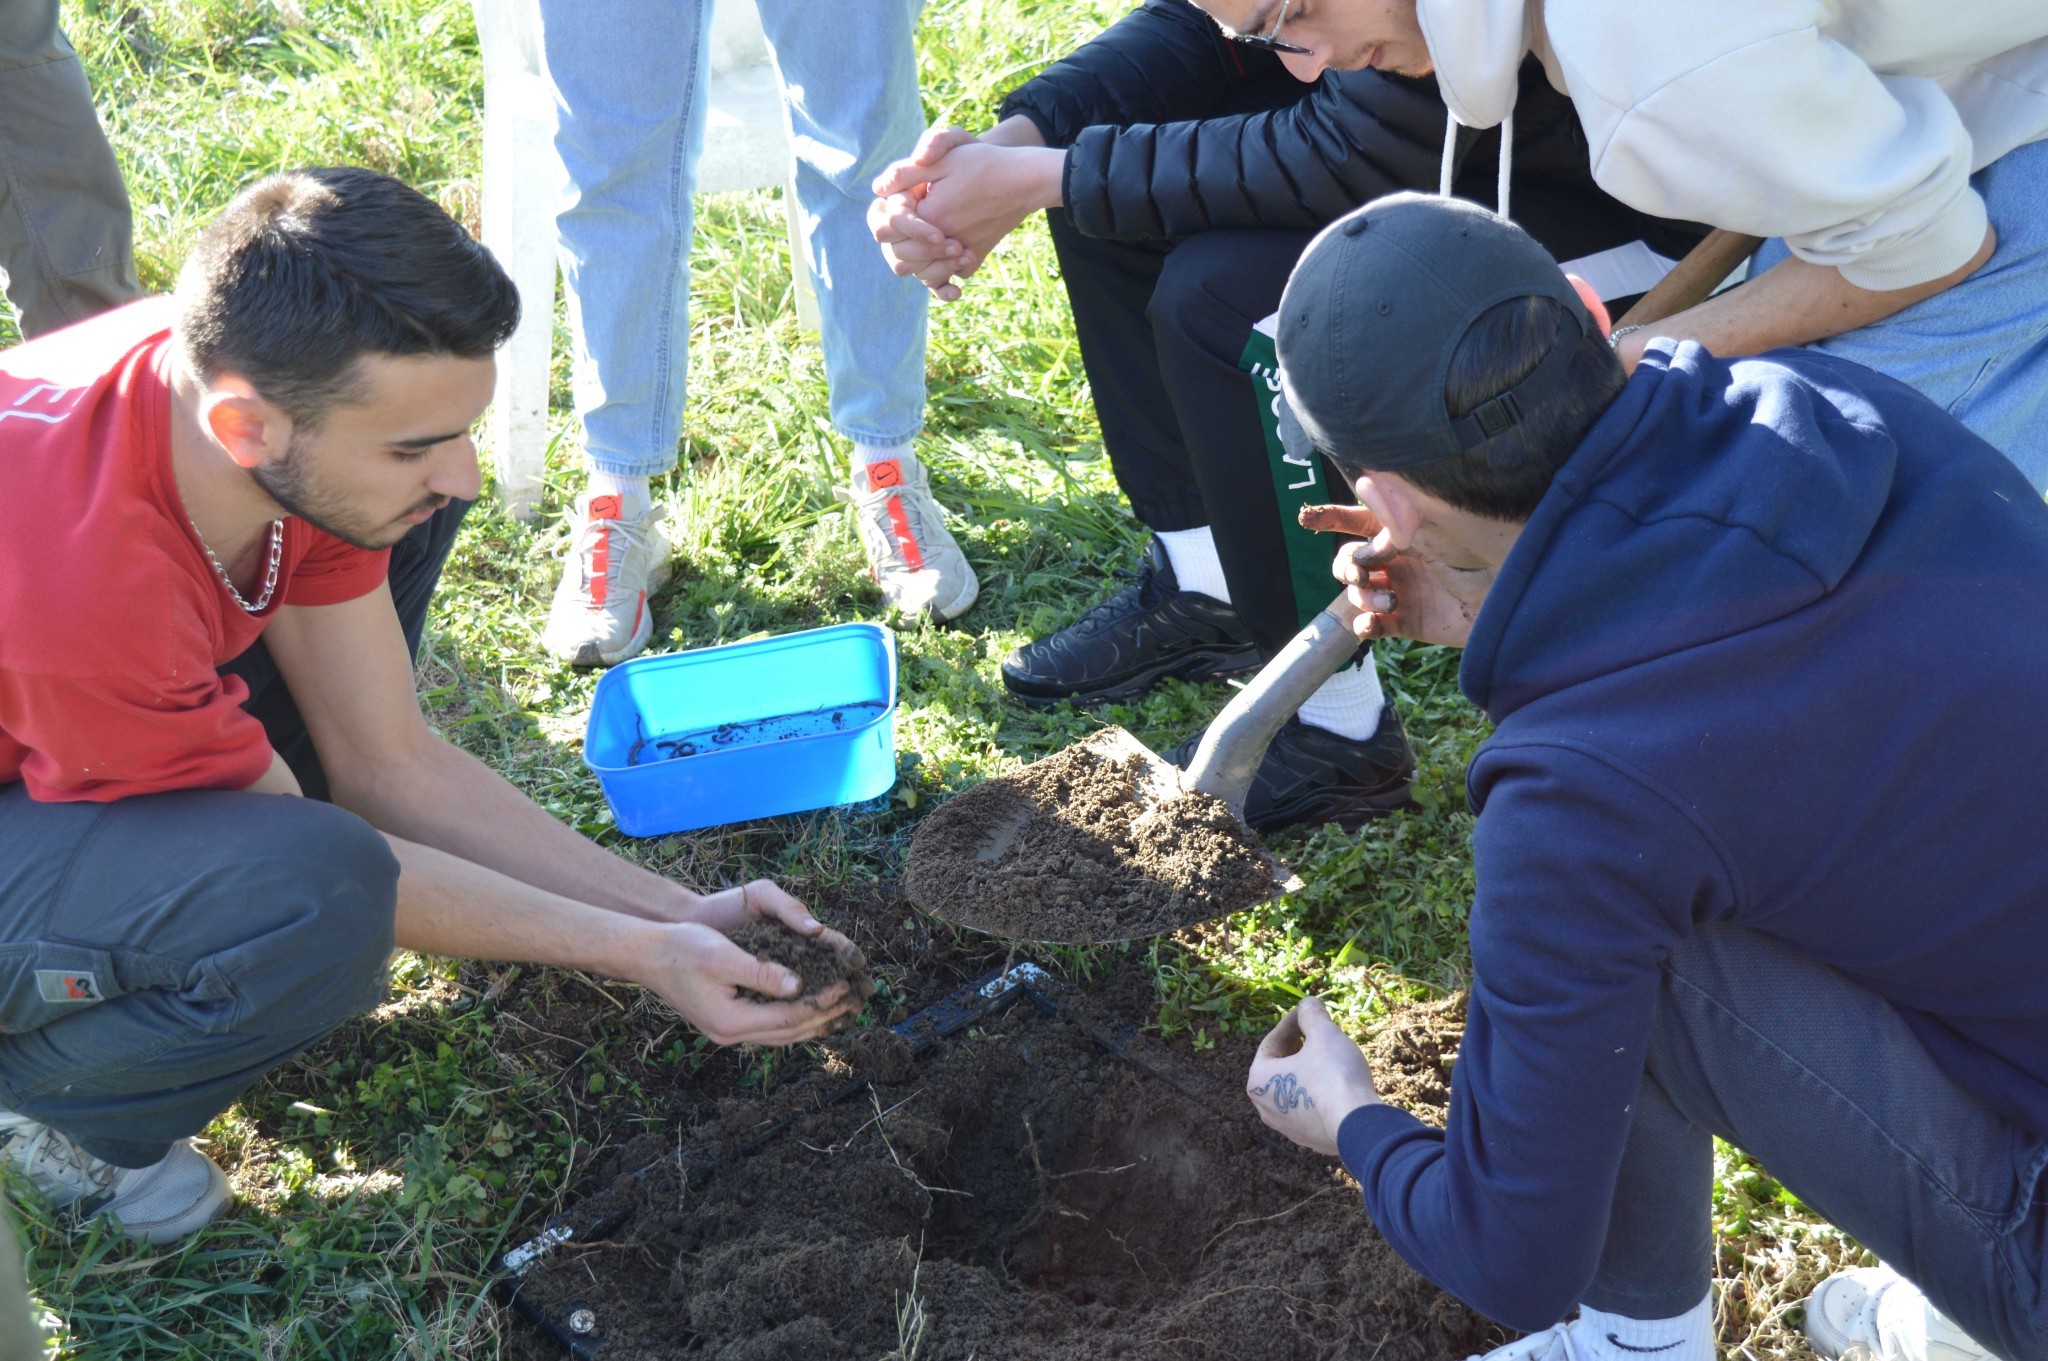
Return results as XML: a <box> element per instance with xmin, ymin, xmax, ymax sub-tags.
<box><xmin>511</xmin><ymin>998</ymin><xmax>1491</xmax><ymax>1361</ymax></box>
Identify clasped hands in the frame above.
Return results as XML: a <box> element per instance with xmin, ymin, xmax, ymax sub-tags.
<box><xmin>868</xmin><ymin>118</ymin><xmax>1064</xmax><ymax>301</ymax></box>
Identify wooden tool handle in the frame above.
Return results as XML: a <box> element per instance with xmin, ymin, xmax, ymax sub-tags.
<box><xmin>1613</xmin><ymin>229</ymin><xmax>1764</xmax><ymax>330</ymax></box>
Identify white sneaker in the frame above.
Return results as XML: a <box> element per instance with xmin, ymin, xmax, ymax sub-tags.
<box><xmin>1465</xmin><ymin>1321</ymin><xmax>1591</xmax><ymax>1361</ymax></box>
<box><xmin>0</xmin><ymin>1112</ymin><xmax>231</xmax><ymax>1245</ymax></box>
<box><xmin>1806</xmin><ymin>1265</ymin><xmax>2003</xmax><ymax>1361</ymax></box>
<box><xmin>843</xmin><ymin>454</ymin><xmax>979</xmax><ymax>622</ymax></box>
<box><xmin>1463</xmin><ymin>1303</ymin><xmax>1712</xmax><ymax>1361</ymax></box>
<box><xmin>541</xmin><ymin>491</ymin><xmax>674</xmax><ymax>667</ymax></box>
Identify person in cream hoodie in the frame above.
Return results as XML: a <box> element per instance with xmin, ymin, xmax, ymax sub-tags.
<box><xmin>1183</xmin><ymin>0</ymin><xmax>2048</xmax><ymax>490</ymax></box>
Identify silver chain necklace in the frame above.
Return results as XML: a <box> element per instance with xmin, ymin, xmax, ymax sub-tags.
<box><xmin>188</xmin><ymin>516</ymin><xmax>284</xmax><ymax>613</ymax></box>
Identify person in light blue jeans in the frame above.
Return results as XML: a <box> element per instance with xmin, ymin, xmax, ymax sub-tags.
<box><xmin>1748</xmin><ymin>137</ymin><xmax>2048</xmax><ymax>496</ymax></box>
<box><xmin>536</xmin><ymin>0</ymin><xmax>980</xmax><ymax>669</ymax></box>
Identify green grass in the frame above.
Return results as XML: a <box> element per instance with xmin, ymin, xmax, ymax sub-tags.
<box><xmin>5</xmin><ymin>1</ymin><xmax>1855</xmax><ymax>1355</ymax></box>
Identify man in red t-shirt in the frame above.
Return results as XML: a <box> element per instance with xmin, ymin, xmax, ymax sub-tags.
<box><xmin>0</xmin><ymin>168</ymin><xmax>863</xmax><ymax>1244</ymax></box>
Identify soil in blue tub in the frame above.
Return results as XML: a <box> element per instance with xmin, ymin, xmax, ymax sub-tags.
<box><xmin>626</xmin><ymin>700</ymin><xmax>889</xmax><ymax>766</ymax></box>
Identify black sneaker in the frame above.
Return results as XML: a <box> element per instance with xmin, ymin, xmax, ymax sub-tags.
<box><xmin>1001</xmin><ymin>538</ymin><xmax>1261</xmax><ymax>706</ymax></box>
<box><xmin>1165</xmin><ymin>705</ymin><xmax>1415</xmax><ymax>833</ymax></box>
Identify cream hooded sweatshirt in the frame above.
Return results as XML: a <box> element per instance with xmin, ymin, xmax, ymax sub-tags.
<box><xmin>1418</xmin><ymin>0</ymin><xmax>2048</xmax><ymax>290</ymax></box>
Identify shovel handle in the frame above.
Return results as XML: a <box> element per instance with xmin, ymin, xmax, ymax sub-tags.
<box><xmin>1185</xmin><ymin>591</ymin><xmax>1364</xmax><ymax>813</ymax></box>
<box><xmin>1612</xmin><ymin>229</ymin><xmax>1764</xmax><ymax>331</ymax></box>
<box><xmin>1182</xmin><ymin>234</ymin><xmax>1763</xmax><ymax>817</ymax></box>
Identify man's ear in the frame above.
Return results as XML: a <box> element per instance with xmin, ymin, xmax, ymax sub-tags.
<box><xmin>1353</xmin><ymin>469</ymin><xmax>1426</xmax><ymax>548</ymax></box>
<box><xmin>199</xmin><ymin>375</ymin><xmax>292</xmax><ymax>471</ymax></box>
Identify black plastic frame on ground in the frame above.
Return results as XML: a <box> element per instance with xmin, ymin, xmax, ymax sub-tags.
<box><xmin>495</xmin><ymin>958</ymin><xmax>1301</xmax><ymax>1357</ymax></box>
<box><xmin>497</xmin><ymin>960</ymin><xmax>1057</xmax><ymax>1357</ymax></box>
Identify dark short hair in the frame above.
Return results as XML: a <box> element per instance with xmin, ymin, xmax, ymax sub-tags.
<box><xmin>1332</xmin><ymin>296</ymin><xmax>1625</xmax><ymax>522</ymax></box>
<box><xmin>176</xmin><ymin>167</ymin><xmax>519</xmax><ymax>425</ymax></box>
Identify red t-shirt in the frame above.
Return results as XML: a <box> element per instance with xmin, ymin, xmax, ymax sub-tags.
<box><xmin>0</xmin><ymin>301</ymin><xmax>391</xmax><ymax>802</ymax></box>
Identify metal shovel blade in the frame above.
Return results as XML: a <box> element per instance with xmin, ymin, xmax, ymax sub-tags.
<box><xmin>904</xmin><ymin>725</ymin><xmax>1300</xmax><ymax>946</ymax></box>
<box><xmin>905</xmin><ymin>591</ymin><xmax>1369</xmax><ymax>945</ymax></box>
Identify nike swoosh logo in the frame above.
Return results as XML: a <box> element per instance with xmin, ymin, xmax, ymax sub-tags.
<box><xmin>1607</xmin><ymin>1336</ymin><xmax>1683</xmax><ymax>1354</ymax></box>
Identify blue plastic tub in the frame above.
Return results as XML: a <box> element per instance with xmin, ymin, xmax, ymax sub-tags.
<box><xmin>582</xmin><ymin>622</ymin><xmax>898</xmax><ymax>836</ymax></box>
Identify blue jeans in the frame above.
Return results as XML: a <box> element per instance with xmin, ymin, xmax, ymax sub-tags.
<box><xmin>1752</xmin><ymin>137</ymin><xmax>2048</xmax><ymax>494</ymax></box>
<box><xmin>538</xmin><ymin>0</ymin><xmax>930</xmax><ymax>477</ymax></box>
<box><xmin>1585</xmin><ymin>926</ymin><xmax>2048</xmax><ymax>1361</ymax></box>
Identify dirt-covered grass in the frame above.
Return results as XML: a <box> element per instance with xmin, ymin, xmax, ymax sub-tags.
<box><xmin>4</xmin><ymin>1</ymin><xmax>1860</xmax><ymax>1355</ymax></box>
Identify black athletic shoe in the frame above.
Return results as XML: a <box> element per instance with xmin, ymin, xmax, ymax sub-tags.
<box><xmin>1165</xmin><ymin>705</ymin><xmax>1415</xmax><ymax>833</ymax></box>
<box><xmin>1001</xmin><ymin>538</ymin><xmax>1261</xmax><ymax>706</ymax></box>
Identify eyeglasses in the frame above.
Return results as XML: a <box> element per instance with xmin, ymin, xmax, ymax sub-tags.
<box><xmin>1229</xmin><ymin>0</ymin><xmax>1311</xmax><ymax>54</ymax></box>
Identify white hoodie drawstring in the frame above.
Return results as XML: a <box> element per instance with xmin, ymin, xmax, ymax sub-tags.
<box><xmin>1439</xmin><ymin>110</ymin><xmax>1458</xmax><ymax>197</ymax></box>
<box><xmin>1439</xmin><ymin>107</ymin><xmax>1517</xmax><ymax>217</ymax></box>
<box><xmin>1495</xmin><ymin>109</ymin><xmax>1514</xmax><ymax>218</ymax></box>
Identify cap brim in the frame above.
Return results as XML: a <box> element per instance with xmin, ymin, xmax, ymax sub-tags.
<box><xmin>1275</xmin><ymin>389</ymin><xmax>1320</xmax><ymax>467</ymax></box>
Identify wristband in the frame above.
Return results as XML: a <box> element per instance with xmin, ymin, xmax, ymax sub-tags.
<box><xmin>1607</xmin><ymin>323</ymin><xmax>1647</xmax><ymax>351</ymax></box>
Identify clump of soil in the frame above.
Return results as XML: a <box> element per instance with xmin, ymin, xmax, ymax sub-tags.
<box><xmin>903</xmin><ymin>737</ymin><xmax>1278</xmax><ymax>943</ymax></box>
<box><xmin>729</xmin><ymin>920</ymin><xmax>876</xmax><ymax>1004</ymax></box>
<box><xmin>1363</xmin><ymin>992</ymin><xmax>1466</xmax><ymax>1125</ymax></box>
<box><xmin>508</xmin><ymin>998</ymin><xmax>1495</xmax><ymax>1361</ymax></box>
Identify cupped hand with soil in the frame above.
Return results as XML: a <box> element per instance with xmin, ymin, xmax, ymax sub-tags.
<box><xmin>1247</xmin><ymin>997</ymin><xmax>1383</xmax><ymax>1157</ymax></box>
<box><xmin>644</xmin><ymin>879</ymin><xmax>869</xmax><ymax>1047</ymax></box>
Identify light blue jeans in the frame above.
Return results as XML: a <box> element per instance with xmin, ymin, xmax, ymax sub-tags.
<box><xmin>1752</xmin><ymin>136</ymin><xmax>2048</xmax><ymax>494</ymax></box>
<box><xmin>537</xmin><ymin>0</ymin><xmax>930</xmax><ymax>477</ymax></box>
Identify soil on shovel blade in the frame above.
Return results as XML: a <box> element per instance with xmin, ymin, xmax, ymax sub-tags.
<box><xmin>903</xmin><ymin>739</ymin><xmax>1277</xmax><ymax>943</ymax></box>
<box><xmin>506</xmin><ymin>962</ymin><xmax>1489</xmax><ymax>1360</ymax></box>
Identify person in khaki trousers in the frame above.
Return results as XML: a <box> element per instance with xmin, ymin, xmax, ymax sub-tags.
<box><xmin>0</xmin><ymin>0</ymin><xmax>137</xmax><ymax>338</ymax></box>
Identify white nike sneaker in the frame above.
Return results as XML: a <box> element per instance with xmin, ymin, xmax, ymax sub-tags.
<box><xmin>1806</xmin><ymin>1265</ymin><xmax>2002</xmax><ymax>1361</ymax></box>
<box><xmin>1466</xmin><ymin>1321</ymin><xmax>1591</xmax><ymax>1361</ymax></box>
<box><xmin>541</xmin><ymin>491</ymin><xmax>674</xmax><ymax>667</ymax></box>
<box><xmin>0</xmin><ymin>1111</ymin><xmax>231</xmax><ymax>1245</ymax></box>
<box><xmin>843</xmin><ymin>454</ymin><xmax>979</xmax><ymax>622</ymax></box>
<box><xmin>1464</xmin><ymin>1307</ymin><xmax>1711</xmax><ymax>1361</ymax></box>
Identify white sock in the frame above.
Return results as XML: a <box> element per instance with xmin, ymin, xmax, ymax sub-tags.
<box><xmin>1157</xmin><ymin>525</ymin><xmax>1231</xmax><ymax>602</ymax></box>
<box><xmin>1295</xmin><ymin>652</ymin><xmax>1384</xmax><ymax>740</ymax></box>
<box><xmin>853</xmin><ymin>440</ymin><xmax>917</xmax><ymax>473</ymax></box>
<box><xmin>1576</xmin><ymin>1293</ymin><xmax>1714</xmax><ymax>1361</ymax></box>
<box><xmin>587</xmin><ymin>468</ymin><xmax>652</xmax><ymax>517</ymax></box>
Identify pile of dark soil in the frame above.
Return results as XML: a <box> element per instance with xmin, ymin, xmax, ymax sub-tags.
<box><xmin>508</xmin><ymin>985</ymin><xmax>1491</xmax><ymax>1361</ymax></box>
<box><xmin>903</xmin><ymin>736</ymin><xmax>1278</xmax><ymax>944</ymax></box>
<box><xmin>1363</xmin><ymin>991</ymin><xmax>1465</xmax><ymax>1126</ymax></box>
<box><xmin>727</xmin><ymin>919</ymin><xmax>876</xmax><ymax>1004</ymax></box>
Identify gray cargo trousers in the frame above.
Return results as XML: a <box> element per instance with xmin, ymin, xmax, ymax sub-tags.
<box><xmin>0</xmin><ymin>0</ymin><xmax>137</xmax><ymax>337</ymax></box>
<box><xmin>0</xmin><ymin>502</ymin><xmax>469</xmax><ymax>1169</ymax></box>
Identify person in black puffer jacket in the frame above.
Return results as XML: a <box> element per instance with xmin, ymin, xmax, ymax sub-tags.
<box><xmin>870</xmin><ymin>0</ymin><xmax>1706</xmax><ymax>832</ymax></box>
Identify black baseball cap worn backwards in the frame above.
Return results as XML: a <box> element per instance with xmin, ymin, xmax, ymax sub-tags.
<box><xmin>1275</xmin><ymin>191</ymin><xmax>1592</xmax><ymax>474</ymax></box>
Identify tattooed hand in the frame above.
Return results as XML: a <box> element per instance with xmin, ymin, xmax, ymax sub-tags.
<box><xmin>1246</xmin><ymin>998</ymin><xmax>1381</xmax><ymax>1157</ymax></box>
<box><xmin>1247</xmin><ymin>1072</ymin><xmax>1315</xmax><ymax>1113</ymax></box>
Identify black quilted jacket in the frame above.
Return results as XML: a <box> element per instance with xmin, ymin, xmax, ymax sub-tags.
<box><xmin>998</xmin><ymin>0</ymin><xmax>1703</xmax><ymax>259</ymax></box>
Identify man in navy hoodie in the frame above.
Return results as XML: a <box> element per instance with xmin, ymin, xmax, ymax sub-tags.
<box><xmin>1244</xmin><ymin>193</ymin><xmax>2048</xmax><ymax>1361</ymax></box>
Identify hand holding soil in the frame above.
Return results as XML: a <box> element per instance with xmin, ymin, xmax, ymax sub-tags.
<box><xmin>727</xmin><ymin>918</ymin><xmax>875</xmax><ymax>1007</ymax></box>
<box><xmin>636</xmin><ymin>880</ymin><xmax>871</xmax><ymax>1046</ymax></box>
<box><xmin>1301</xmin><ymin>502</ymin><xmax>1492</xmax><ymax>648</ymax></box>
<box><xmin>683</xmin><ymin>877</ymin><xmax>831</xmax><ymax>939</ymax></box>
<box><xmin>1247</xmin><ymin>997</ymin><xmax>1383</xmax><ymax>1157</ymax></box>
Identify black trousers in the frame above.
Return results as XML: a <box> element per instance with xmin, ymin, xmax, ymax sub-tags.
<box><xmin>1049</xmin><ymin>212</ymin><xmax>1328</xmax><ymax>659</ymax></box>
<box><xmin>220</xmin><ymin>499</ymin><xmax>472</xmax><ymax>800</ymax></box>
<box><xmin>1049</xmin><ymin>196</ymin><xmax>1672</xmax><ymax>660</ymax></box>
